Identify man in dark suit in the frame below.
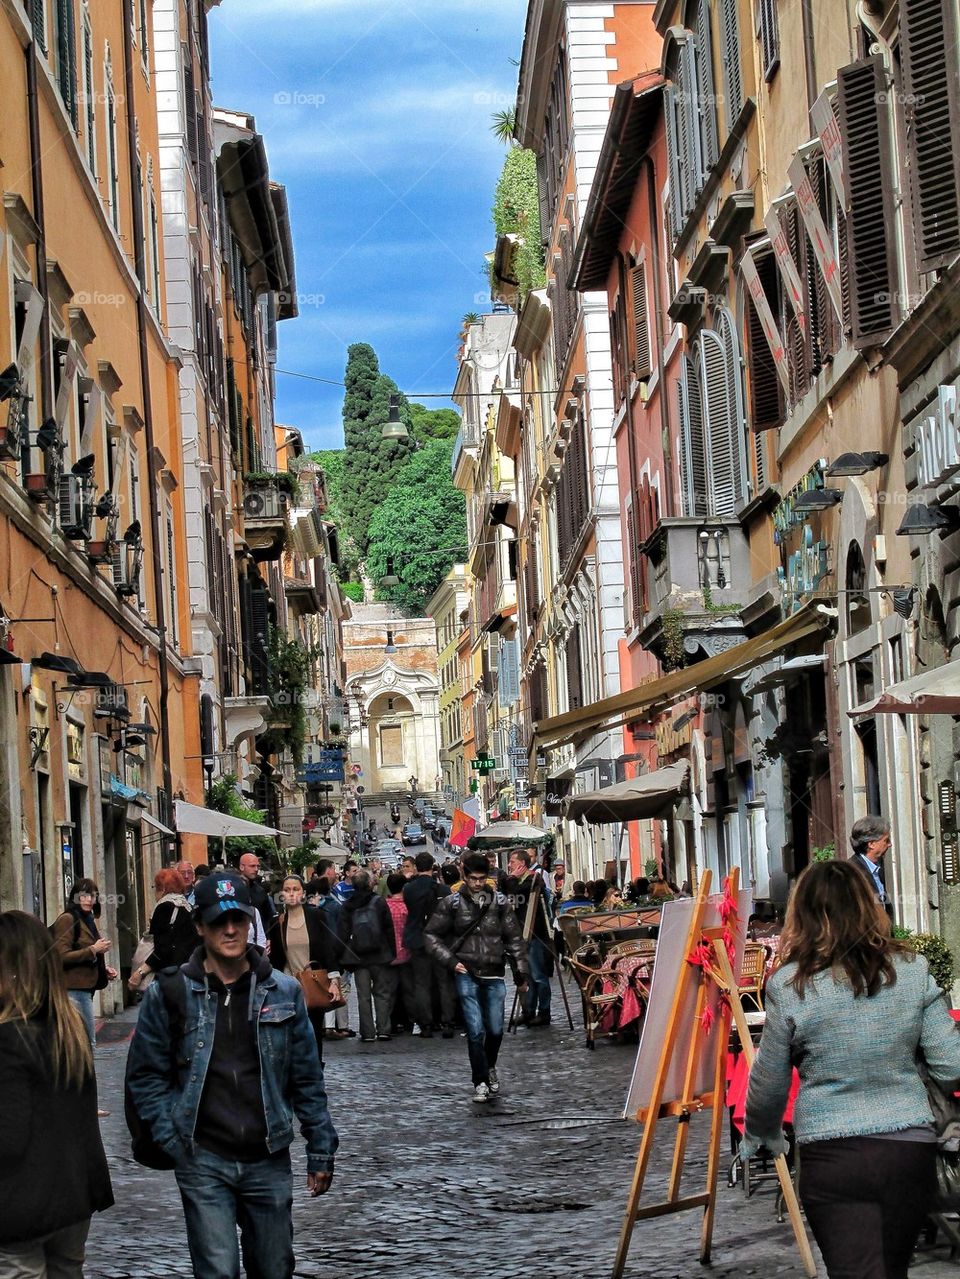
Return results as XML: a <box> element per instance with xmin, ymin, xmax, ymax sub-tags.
<box><xmin>849</xmin><ymin>815</ymin><xmax>893</xmax><ymax>915</ymax></box>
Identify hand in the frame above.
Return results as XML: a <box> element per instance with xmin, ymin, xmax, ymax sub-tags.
<box><xmin>105</xmin><ymin>965</ymin><xmax>119</xmax><ymax>980</ymax></box>
<box><xmin>92</xmin><ymin>937</ymin><xmax>111</xmax><ymax>954</ymax></box>
<box><xmin>517</xmin><ymin>980</ymin><xmax>529</xmax><ymax>994</ymax></box>
<box><xmin>308</xmin><ymin>1171</ymin><xmax>333</xmax><ymax>1197</ymax></box>
<box><xmin>127</xmin><ymin>969</ymin><xmax>143</xmax><ymax>990</ymax></box>
<box><xmin>454</xmin><ymin>962</ymin><xmax>467</xmax><ymax>974</ymax></box>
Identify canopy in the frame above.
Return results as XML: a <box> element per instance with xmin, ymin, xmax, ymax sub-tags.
<box><xmin>140</xmin><ymin>811</ymin><xmax>176</xmax><ymax>838</ymax></box>
<box><xmin>536</xmin><ymin>602</ymin><xmax>829</xmax><ymax>747</ymax></box>
<box><xmin>174</xmin><ymin>799</ymin><xmax>281</xmax><ymax>839</ymax></box>
<box><xmin>848</xmin><ymin>661</ymin><xmax>960</xmax><ymax>717</ymax></box>
<box><xmin>467</xmin><ymin>820</ymin><xmax>553</xmax><ymax>852</ymax></box>
<box><xmin>564</xmin><ymin>761</ymin><xmax>690</xmax><ymax>825</ymax></box>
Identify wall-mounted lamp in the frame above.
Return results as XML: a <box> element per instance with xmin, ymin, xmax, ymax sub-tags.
<box><xmin>384</xmin><ymin>629</ymin><xmax>398</xmax><ymax>655</ymax></box>
<box><xmin>793</xmin><ymin>488</ymin><xmax>843</xmax><ymax>512</ymax></box>
<box><xmin>825</xmin><ymin>451</ymin><xmax>888</xmax><ymax>477</ymax></box>
<box><xmin>896</xmin><ymin>504</ymin><xmax>960</xmax><ymax>535</ymax></box>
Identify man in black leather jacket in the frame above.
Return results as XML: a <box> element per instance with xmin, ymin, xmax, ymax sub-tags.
<box><xmin>424</xmin><ymin>852</ymin><xmax>528</xmax><ymax>1104</ymax></box>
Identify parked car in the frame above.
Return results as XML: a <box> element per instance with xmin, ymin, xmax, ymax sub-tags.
<box><xmin>376</xmin><ymin>838</ymin><xmax>403</xmax><ymax>862</ymax></box>
<box><xmin>401</xmin><ymin>823</ymin><xmax>426</xmax><ymax>846</ymax></box>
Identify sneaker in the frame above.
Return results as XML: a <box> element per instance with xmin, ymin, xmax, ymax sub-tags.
<box><xmin>488</xmin><ymin>1068</ymin><xmax>500</xmax><ymax>1095</ymax></box>
<box><xmin>376</xmin><ymin>1033</ymin><xmax>392</xmax><ymax>1041</ymax></box>
<box><xmin>473</xmin><ymin>1082</ymin><xmax>490</xmax><ymax>1104</ymax></box>
<box><xmin>360</xmin><ymin>1036</ymin><xmax>376</xmax><ymax>1042</ymax></box>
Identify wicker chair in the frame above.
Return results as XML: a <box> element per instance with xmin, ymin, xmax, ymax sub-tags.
<box><xmin>565</xmin><ymin>941</ymin><xmax>621</xmax><ymax>1050</ymax></box>
<box><xmin>738</xmin><ymin>942</ymin><xmax>767</xmax><ymax>1012</ymax></box>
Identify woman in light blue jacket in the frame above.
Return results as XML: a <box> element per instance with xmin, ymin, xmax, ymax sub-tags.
<box><xmin>744</xmin><ymin>859</ymin><xmax>960</xmax><ymax>1279</ymax></box>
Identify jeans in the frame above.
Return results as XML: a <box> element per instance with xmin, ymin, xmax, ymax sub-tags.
<box><xmin>68</xmin><ymin>990</ymin><xmax>96</xmax><ymax>1048</ymax></box>
<box><xmin>0</xmin><ymin>1219</ymin><xmax>89</xmax><ymax>1279</ymax></box>
<box><xmin>523</xmin><ymin>938</ymin><xmax>553</xmax><ymax>1020</ymax></box>
<box><xmin>354</xmin><ymin>965</ymin><xmax>394</xmax><ymax>1039</ymax></box>
<box><xmin>175</xmin><ymin>1145</ymin><xmax>294</xmax><ymax>1279</ymax></box>
<box><xmin>409</xmin><ymin>949</ymin><xmax>457</xmax><ymax>1029</ymax></box>
<box><xmin>799</xmin><ymin>1136</ymin><xmax>937</xmax><ymax>1279</ymax></box>
<box><xmin>455</xmin><ymin>972</ymin><xmax>505</xmax><ymax>1086</ymax></box>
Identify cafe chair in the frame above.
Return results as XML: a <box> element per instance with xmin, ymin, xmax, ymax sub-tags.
<box><xmin>738</xmin><ymin>942</ymin><xmax>767</xmax><ymax>1012</ymax></box>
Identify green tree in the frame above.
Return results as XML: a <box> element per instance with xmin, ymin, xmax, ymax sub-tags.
<box><xmin>366</xmin><ymin>438</ymin><xmax>467</xmax><ymax>612</ymax></box>
<box><xmin>313</xmin><ymin>447</ymin><xmax>360</xmax><ymax>578</ymax></box>
<box><xmin>490</xmin><ymin>146</ymin><xmax>545</xmax><ymax>302</ymax></box>
<box><xmin>205</xmin><ymin>775</ymin><xmax>277</xmax><ymax>863</ymax></box>
<box><xmin>338</xmin><ymin>344</ymin><xmax>414</xmax><ymax>554</ymax></box>
<box><xmin>408</xmin><ymin>402</ymin><xmax>461</xmax><ymax>441</ymax></box>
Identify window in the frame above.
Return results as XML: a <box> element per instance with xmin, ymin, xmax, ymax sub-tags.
<box><xmin>678</xmin><ymin>313</ymin><xmax>748</xmax><ymax>517</ymax></box>
<box><xmin>565</xmin><ymin>623</ymin><xmax>583</xmax><ymax>711</ymax></box>
<box><xmin>631</xmin><ymin>261</ymin><xmax>651</xmax><ymax>380</ymax></box>
<box><xmin>744</xmin><ymin>249</ymin><xmax>784</xmax><ymax>430</ymax></box>
<box><xmin>105</xmin><ymin>54</ymin><xmax>119</xmax><ymax>230</ymax></box>
<box><xmin>148</xmin><ymin>183</ymin><xmax>161</xmax><ymax>316</ymax></box>
<box><xmin>718</xmin><ymin>0</ymin><xmax>744</xmax><ymax>130</ymax></box>
<box><xmin>838</xmin><ymin>55</ymin><xmax>899</xmax><ymax>346</ymax></box>
<box><xmin>165</xmin><ymin>502</ymin><xmax>178</xmax><ymax>648</ymax></box>
<box><xmin>81</xmin><ymin>4</ymin><xmax>95</xmax><ymax>172</ymax></box>
<box><xmin>54</xmin><ymin>0</ymin><xmax>78</xmax><ymax>127</ymax></box>
<box><xmin>30</xmin><ymin>0</ymin><xmax>47</xmax><ymax>53</ymax></box>
<box><xmin>138</xmin><ymin>0</ymin><xmax>149</xmax><ymax>70</ymax></box>
<box><xmin>537</xmin><ymin>50</ymin><xmax>571</xmax><ymax>238</ymax></box>
<box><xmin>758</xmin><ymin>0</ymin><xmax>780</xmax><ymax>81</ymax></box>
<box><xmin>663</xmin><ymin>14</ymin><xmax>718</xmax><ymax>237</ymax></box>
<box><xmin>555</xmin><ymin>409</ymin><xmax>589</xmax><ymax>572</ymax></box>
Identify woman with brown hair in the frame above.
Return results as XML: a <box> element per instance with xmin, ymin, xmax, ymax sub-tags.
<box><xmin>268</xmin><ymin>873</ymin><xmax>343</xmax><ymax>1060</ymax></box>
<box><xmin>51</xmin><ymin>878</ymin><xmax>117</xmax><ymax>1049</ymax></box>
<box><xmin>127</xmin><ymin>866</ymin><xmax>195</xmax><ymax>992</ymax></box>
<box><xmin>744</xmin><ymin>859</ymin><xmax>960</xmax><ymax>1278</ymax></box>
<box><xmin>0</xmin><ymin>910</ymin><xmax>114</xmax><ymax>1275</ymax></box>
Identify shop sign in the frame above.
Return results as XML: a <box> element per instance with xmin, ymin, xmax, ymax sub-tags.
<box><xmin>544</xmin><ymin>776</ymin><xmax>571</xmax><ymax>816</ymax></box>
<box><xmin>914</xmin><ymin>383</ymin><xmax>960</xmax><ymax>490</ymax></box>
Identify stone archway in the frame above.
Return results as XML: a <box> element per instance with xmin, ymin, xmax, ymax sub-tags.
<box><xmin>346</xmin><ymin>658</ymin><xmax>441</xmax><ymax>797</ymax></box>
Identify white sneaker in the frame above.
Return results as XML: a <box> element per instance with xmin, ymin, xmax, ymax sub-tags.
<box><xmin>488</xmin><ymin>1068</ymin><xmax>500</xmax><ymax>1094</ymax></box>
<box><xmin>473</xmin><ymin>1082</ymin><xmax>490</xmax><ymax>1104</ymax></box>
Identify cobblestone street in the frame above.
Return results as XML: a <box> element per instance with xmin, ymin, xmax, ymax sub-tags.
<box><xmin>86</xmin><ymin>987</ymin><xmax>960</xmax><ymax>1279</ymax></box>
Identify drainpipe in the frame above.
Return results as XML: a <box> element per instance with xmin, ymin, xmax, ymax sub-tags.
<box><xmin>25</xmin><ymin>41</ymin><xmax>52</xmax><ymax>419</ymax></box>
<box><xmin>121</xmin><ymin>0</ymin><xmax>173</xmax><ymax>811</ymax></box>
<box><xmin>801</xmin><ymin>0</ymin><xmax>818</xmax><ymax>113</ymax></box>
<box><xmin>641</xmin><ymin>154</ymin><xmax>676</xmax><ymax>516</ymax></box>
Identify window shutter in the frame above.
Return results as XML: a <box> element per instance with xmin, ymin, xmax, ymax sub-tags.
<box><xmin>499</xmin><ymin>639</ymin><xmax>520</xmax><ymax>707</ymax></box>
<box><xmin>782</xmin><ymin>200</ymin><xmax>812</xmax><ymax>401</ymax></box>
<box><xmin>679</xmin><ymin>354</ymin><xmax>707</xmax><ymax>517</ymax></box>
<box><xmin>664</xmin><ymin>85</ymin><xmax>683</xmax><ymax>241</ymax></box>
<box><xmin>806</xmin><ymin>157</ymin><xmax>841</xmax><ymax>362</ymax></box>
<box><xmin>184</xmin><ymin>50</ymin><xmax>197</xmax><ymax>165</ymax></box>
<box><xmin>31</xmin><ymin>0</ymin><xmax>47</xmax><ymax>53</ymax></box>
<box><xmin>900</xmin><ymin>0</ymin><xmax>960</xmax><ymax>271</ymax></box>
<box><xmin>625</xmin><ymin>495</ymin><xmax>644</xmax><ymax>621</ymax></box>
<box><xmin>631</xmin><ymin>263</ymin><xmax>651</xmax><ymax>379</ymax></box>
<box><xmin>694</xmin><ymin>0</ymin><xmax>719</xmax><ymax>174</ymax></box>
<box><xmin>565</xmin><ymin>624</ymin><xmax>583</xmax><ymax>711</ymax></box>
<box><xmin>837</xmin><ymin>56</ymin><xmax>899</xmax><ymax>346</ymax></box>
<box><xmin>759</xmin><ymin>0</ymin><xmax>780</xmax><ymax>80</ymax></box>
<box><xmin>701</xmin><ymin>327</ymin><xmax>746</xmax><ymax>517</ymax></box>
<box><xmin>718</xmin><ymin>0</ymin><xmax>743</xmax><ymax>130</ymax></box>
<box><xmin>679</xmin><ymin>39</ymin><xmax>702</xmax><ymax>215</ymax></box>
<box><xmin>56</xmin><ymin>0</ymin><xmax>78</xmax><ymax>127</ymax></box>
<box><xmin>609</xmin><ymin>308</ymin><xmax>623</xmax><ymax>406</ymax></box>
<box><xmin>716</xmin><ymin>308</ymin><xmax>748</xmax><ymax>502</ymax></box>
<box><xmin>248</xmin><ymin>584</ymin><xmax>271</xmax><ymax>695</ymax></box>
<box><xmin>745</xmin><ymin>252</ymin><xmax>783</xmax><ymax>431</ymax></box>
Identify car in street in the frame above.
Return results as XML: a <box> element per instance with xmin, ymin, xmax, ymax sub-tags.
<box><xmin>401</xmin><ymin>822</ymin><xmax>426</xmax><ymax>846</ymax></box>
<box><xmin>420</xmin><ymin>806</ymin><xmax>437</xmax><ymax>832</ymax></box>
<box><xmin>376</xmin><ymin>838</ymin><xmax>403</xmax><ymax>864</ymax></box>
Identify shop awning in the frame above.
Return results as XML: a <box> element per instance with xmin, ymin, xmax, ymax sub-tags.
<box><xmin>742</xmin><ymin>654</ymin><xmax>826</xmax><ymax>697</ymax></box>
<box><xmin>174</xmin><ymin>799</ymin><xmax>281</xmax><ymax>839</ymax></box>
<box><xmin>848</xmin><ymin>661</ymin><xmax>960</xmax><ymax>717</ymax></box>
<box><xmin>140</xmin><ymin>811</ymin><xmax>176</xmax><ymax>838</ymax></box>
<box><xmin>536</xmin><ymin>602</ymin><xmax>830</xmax><ymax>748</ymax></box>
<box><xmin>564</xmin><ymin>761</ymin><xmax>690</xmax><ymax>825</ymax></box>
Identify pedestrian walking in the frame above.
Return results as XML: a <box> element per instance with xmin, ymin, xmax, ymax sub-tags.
<box><xmin>743</xmin><ymin>860</ymin><xmax>960</xmax><ymax>1279</ymax></box>
<box><xmin>337</xmin><ymin>870</ymin><xmax>396</xmax><ymax>1041</ymax></box>
<box><xmin>0</xmin><ymin>910</ymin><xmax>114</xmax><ymax>1277</ymax></box>
<box><xmin>848</xmin><ymin>814</ymin><xmax>894</xmax><ymax>916</ymax></box>
<box><xmin>425</xmin><ymin>852</ymin><xmax>529</xmax><ymax>1103</ymax></box>
<box><xmin>237</xmin><ymin>850</ymin><xmax>278</xmax><ymax>936</ymax></box>
<box><xmin>403</xmin><ymin>851</ymin><xmax>455</xmax><ymax>1038</ymax></box>
<box><xmin>384</xmin><ymin>871</ymin><xmax>416</xmax><ymax>1033</ymax></box>
<box><xmin>268</xmin><ymin>874</ymin><xmax>343</xmax><ymax>1062</ymax></box>
<box><xmin>51</xmin><ymin>878</ymin><xmax>118</xmax><ymax>1051</ymax></box>
<box><xmin>128</xmin><ymin>867</ymin><xmax>195</xmax><ymax>994</ymax></box>
<box><xmin>314</xmin><ymin>861</ymin><xmax>354</xmax><ymax>1038</ymax></box>
<box><xmin>176</xmin><ymin>860</ymin><xmax>198</xmax><ymax>906</ymax></box>
<box><xmin>125</xmin><ymin>871</ymin><xmax>337</xmax><ymax>1279</ymax></box>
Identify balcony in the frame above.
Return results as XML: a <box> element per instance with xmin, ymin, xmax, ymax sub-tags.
<box><xmin>637</xmin><ymin>518</ymin><xmax>751</xmax><ymax>665</ymax></box>
<box><xmin>242</xmin><ymin>478</ymin><xmax>288</xmax><ymax>563</ymax></box>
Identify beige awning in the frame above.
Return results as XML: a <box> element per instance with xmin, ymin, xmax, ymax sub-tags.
<box><xmin>536</xmin><ymin>602</ymin><xmax>830</xmax><ymax>748</ymax></box>
<box><xmin>174</xmin><ymin>799</ymin><xmax>281</xmax><ymax>839</ymax></box>
<box><xmin>565</xmin><ymin>761</ymin><xmax>690</xmax><ymax>825</ymax></box>
<box><xmin>140</xmin><ymin>811</ymin><xmax>177</xmax><ymax>838</ymax></box>
<box><xmin>848</xmin><ymin>661</ymin><xmax>960</xmax><ymax>717</ymax></box>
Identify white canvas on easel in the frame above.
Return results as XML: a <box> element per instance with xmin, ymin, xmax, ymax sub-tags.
<box><xmin>624</xmin><ymin>889</ymin><xmax>752</xmax><ymax>1120</ymax></box>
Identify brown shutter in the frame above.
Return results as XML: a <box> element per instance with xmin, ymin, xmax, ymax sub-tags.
<box><xmin>631</xmin><ymin>263</ymin><xmax>651</xmax><ymax>378</ymax></box>
<box><xmin>609</xmin><ymin>308</ymin><xmax>623</xmax><ymax>406</ymax></box>
<box><xmin>783</xmin><ymin>201</ymin><xmax>812</xmax><ymax>401</ymax></box>
<box><xmin>566</xmin><ymin>624</ymin><xmax>583</xmax><ymax>711</ymax></box>
<box><xmin>745</xmin><ymin>251</ymin><xmax>783</xmax><ymax>431</ymax></box>
<box><xmin>837</xmin><ymin>57</ymin><xmax>899</xmax><ymax>346</ymax></box>
<box><xmin>900</xmin><ymin>0</ymin><xmax>960</xmax><ymax>271</ymax></box>
<box><xmin>807</xmin><ymin>157</ymin><xmax>841</xmax><ymax>360</ymax></box>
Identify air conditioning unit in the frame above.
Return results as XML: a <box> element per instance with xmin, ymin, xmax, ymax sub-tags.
<box><xmin>111</xmin><ymin>542</ymin><xmax>140</xmax><ymax>597</ymax></box>
<box><xmin>58</xmin><ymin>476</ymin><xmax>91</xmax><ymax>540</ymax></box>
<box><xmin>244</xmin><ymin>487</ymin><xmax>282</xmax><ymax>520</ymax></box>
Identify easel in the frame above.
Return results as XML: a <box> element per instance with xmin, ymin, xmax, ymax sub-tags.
<box><xmin>507</xmin><ymin>868</ymin><xmax>575</xmax><ymax>1031</ymax></box>
<box><xmin>612</xmin><ymin>869</ymin><xmax>816</xmax><ymax>1279</ymax></box>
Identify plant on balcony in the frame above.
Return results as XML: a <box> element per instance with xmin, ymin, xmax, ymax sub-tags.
<box><xmin>489</xmin><ymin>146</ymin><xmax>545</xmax><ymax>302</ymax></box>
<box><xmin>701</xmin><ymin>582</ymin><xmax>740</xmax><ymax>615</ymax></box>
<box><xmin>661</xmin><ymin>608</ymin><xmax>686</xmax><ymax>671</ymax></box>
<box><xmin>245</xmin><ymin>470</ymin><xmax>302</xmax><ymax>505</ymax></box>
<box><xmin>205</xmin><ymin>774</ymin><xmax>276</xmax><ymax>861</ymax></box>
<box><xmin>259</xmin><ymin>628</ymin><xmax>317</xmax><ymax>764</ymax></box>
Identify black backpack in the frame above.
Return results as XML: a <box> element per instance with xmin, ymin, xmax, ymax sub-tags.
<box><xmin>349</xmin><ymin>898</ymin><xmax>384</xmax><ymax>957</ymax></box>
<box><xmin>124</xmin><ymin>968</ymin><xmax>188</xmax><ymax>1170</ymax></box>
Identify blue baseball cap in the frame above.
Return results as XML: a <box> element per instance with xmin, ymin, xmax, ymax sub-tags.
<box><xmin>194</xmin><ymin>871</ymin><xmax>256</xmax><ymax>924</ymax></box>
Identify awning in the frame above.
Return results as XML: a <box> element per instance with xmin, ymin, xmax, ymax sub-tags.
<box><xmin>848</xmin><ymin>661</ymin><xmax>960</xmax><ymax>717</ymax></box>
<box><xmin>742</xmin><ymin>654</ymin><xmax>826</xmax><ymax>697</ymax></box>
<box><xmin>536</xmin><ymin>602</ymin><xmax>830</xmax><ymax>748</ymax></box>
<box><xmin>174</xmin><ymin>799</ymin><xmax>281</xmax><ymax>839</ymax></box>
<box><xmin>109</xmin><ymin>775</ymin><xmax>150</xmax><ymax>806</ymax></box>
<box><xmin>565</xmin><ymin>761</ymin><xmax>690</xmax><ymax>825</ymax></box>
<box><xmin>140</xmin><ymin>811</ymin><xmax>177</xmax><ymax>838</ymax></box>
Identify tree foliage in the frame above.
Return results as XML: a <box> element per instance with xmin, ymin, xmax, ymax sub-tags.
<box><xmin>206</xmin><ymin>775</ymin><xmax>277</xmax><ymax>862</ymax></box>
<box><xmin>490</xmin><ymin>147</ymin><xmax>545</xmax><ymax>301</ymax></box>
<box><xmin>366</xmin><ymin>438</ymin><xmax>467</xmax><ymax>613</ymax></box>
<box><xmin>408</xmin><ymin>402</ymin><xmax>461</xmax><ymax>441</ymax></box>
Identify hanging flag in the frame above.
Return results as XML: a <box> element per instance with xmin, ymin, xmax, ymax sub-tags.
<box><xmin>740</xmin><ymin>251</ymin><xmax>789</xmax><ymax>392</ymax></box>
<box><xmin>764</xmin><ymin>207</ymin><xmax>806</xmax><ymax>333</ymax></box>
<box><xmin>788</xmin><ymin>156</ymin><xmax>843</xmax><ymax>322</ymax></box>
<box><xmin>448</xmin><ymin>808</ymin><xmax>476</xmax><ymax>849</ymax></box>
<box><xmin>810</xmin><ymin>91</ymin><xmax>848</xmax><ymax>208</ymax></box>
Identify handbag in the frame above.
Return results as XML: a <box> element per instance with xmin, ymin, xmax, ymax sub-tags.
<box><xmin>298</xmin><ymin>965</ymin><xmax>346</xmax><ymax>1012</ymax></box>
<box><xmin>131</xmin><ymin>932</ymin><xmax>156</xmax><ymax>989</ymax></box>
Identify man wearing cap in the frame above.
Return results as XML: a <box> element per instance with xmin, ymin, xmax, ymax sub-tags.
<box><xmin>126</xmin><ymin>871</ymin><xmax>338</xmax><ymax>1278</ymax></box>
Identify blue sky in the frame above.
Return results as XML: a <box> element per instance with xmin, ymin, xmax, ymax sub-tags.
<box><xmin>208</xmin><ymin>0</ymin><xmax>527</xmax><ymax>450</ymax></box>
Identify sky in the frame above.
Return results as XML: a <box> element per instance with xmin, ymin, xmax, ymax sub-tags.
<box><xmin>208</xmin><ymin>0</ymin><xmax>528</xmax><ymax>451</ymax></box>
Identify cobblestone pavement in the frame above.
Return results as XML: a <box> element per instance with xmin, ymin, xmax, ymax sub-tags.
<box><xmin>87</xmin><ymin>986</ymin><xmax>960</xmax><ymax>1279</ymax></box>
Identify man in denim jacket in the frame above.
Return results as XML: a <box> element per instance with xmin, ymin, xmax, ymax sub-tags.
<box><xmin>126</xmin><ymin>872</ymin><xmax>338</xmax><ymax>1278</ymax></box>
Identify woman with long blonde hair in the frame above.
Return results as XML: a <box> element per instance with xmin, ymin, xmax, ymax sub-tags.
<box><xmin>744</xmin><ymin>859</ymin><xmax>960</xmax><ymax>1278</ymax></box>
<box><xmin>0</xmin><ymin>910</ymin><xmax>113</xmax><ymax>1276</ymax></box>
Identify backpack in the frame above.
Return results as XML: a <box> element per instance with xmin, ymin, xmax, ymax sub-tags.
<box><xmin>349</xmin><ymin>898</ymin><xmax>384</xmax><ymax>957</ymax></box>
<box><xmin>124</xmin><ymin>968</ymin><xmax>188</xmax><ymax>1170</ymax></box>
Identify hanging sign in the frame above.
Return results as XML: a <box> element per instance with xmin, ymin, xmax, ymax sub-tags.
<box><xmin>810</xmin><ymin>90</ymin><xmax>848</xmax><ymax>208</ymax></box>
<box><xmin>740</xmin><ymin>252</ymin><xmax>789</xmax><ymax>392</ymax></box>
<box><xmin>787</xmin><ymin>156</ymin><xmax>843</xmax><ymax>322</ymax></box>
<box><xmin>764</xmin><ymin>207</ymin><xmax>806</xmax><ymax>333</ymax></box>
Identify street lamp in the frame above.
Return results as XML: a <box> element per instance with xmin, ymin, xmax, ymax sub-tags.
<box><xmin>381</xmin><ymin>557</ymin><xmax>399</xmax><ymax>587</ymax></box>
<box><xmin>381</xmin><ymin>395</ymin><xmax>409</xmax><ymax>442</ymax></box>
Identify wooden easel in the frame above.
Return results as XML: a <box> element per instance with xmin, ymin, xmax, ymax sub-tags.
<box><xmin>507</xmin><ymin>868</ymin><xmax>575</xmax><ymax>1031</ymax></box>
<box><xmin>612</xmin><ymin>869</ymin><xmax>816</xmax><ymax>1279</ymax></box>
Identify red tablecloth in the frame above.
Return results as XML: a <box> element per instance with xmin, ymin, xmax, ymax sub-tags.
<box><xmin>598</xmin><ymin>954</ymin><xmax>654</xmax><ymax>1030</ymax></box>
<box><xmin>725</xmin><ymin>1051</ymin><xmax>799</xmax><ymax>1135</ymax></box>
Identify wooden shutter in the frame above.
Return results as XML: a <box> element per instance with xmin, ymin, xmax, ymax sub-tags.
<box><xmin>679</xmin><ymin>38</ymin><xmax>701</xmax><ymax>214</ymax></box>
<box><xmin>782</xmin><ymin>201</ymin><xmax>812</xmax><ymax>401</ymax></box>
<box><xmin>248</xmin><ymin>584</ymin><xmax>271</xmax><ymax>695</ymax></box>
<box><xmin>625</xmin><ymin>495</ymin><xmax>644</xmax><ymax>621</ymax></box>
<box><xmin>694</xmin><ymin>0</ymin><xmax>719</xmax><ymax>174</ymax></box>
<box><xmin>746</xmin><ymin>251</ymin><xmax>783</xmax><ymax>430</ymax></box>
<box><xmin>701</xmin><ymin>328</ymin><xmax>746</xmax><ymax>517</ymax></box>
<box><xmin>566</xmin><ymin>624</ymin><xmax>583</xmax><ymax>711</ymax></box>
<box><xmin>900</xmin><ymin>0</ymin><xmax>960</xmax><ymax>271</ymax></box>
<box><xmin>609</xmin><ymin>308</ymin><xmax>623</xmax><ymax>406</ymax></box>
<box><xmin>664</xmin><ymin>85</ymin><xmax>684</xmax><ymax>241</ymax></box>
<box><xmin>31</xmin><ymin>0</ymin><xmax>47</xmax><ymax>52</ymax></box>
<box><xmin>718</xmin><ymin>0</ymin><xmax>743</xmax><ymax>130</ymax></box>
<box><xmin>631</xmin><ymin>263</ymin><xmax>651</xmax><ymax>378</ymax></box>
<box><xmin>56</xmin><ymin>0</ymin><xmax>78</xmax><ymax>127</ymax></box>
<box><xmin>184</xmin><ymin>50</ymin><xmax>197</xmax><ymax>165</ymax></box>
<box><xmin>838</xmin><ymin>57</ymin><xmax>899</xmax><ymax>346</ymax></box>
<box><xmin>716</xmin><ymin>309</ymin><xmax>748</xmax><ymax>507</ymax></box>
<box><xmin>679</xmin><ymin>354</ymin><xmax>707</xmax><ymax>517</ymax></box>
<box><xmin>806</xmin><ymin>157</ymin><xmax>841</xmax><ymax>361</ymax></box>
<box><xmin>759</xmin><ymin>0</ymin><xmax>780</xmax><ymax>80</ymax></box>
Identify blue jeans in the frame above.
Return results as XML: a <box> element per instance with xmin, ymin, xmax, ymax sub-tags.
<box><xmin>455</xmin><ymin>973</ymin><xmax>505</xmax><ymax>1086</ymax></box>
<box><xmin>174</xmin><ymin>1146</ymin><xmax>294</xmax><ymax>1279</ymax></box>
<box><xmin>68</xmin><ymin>989</ymin><xmax>96</xmax><ymax>1048</ymax></box>
<box><xmin>523</xmin><ymin>938</ymin><xmax>553</xmax><ymax>1020</ymax></box>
